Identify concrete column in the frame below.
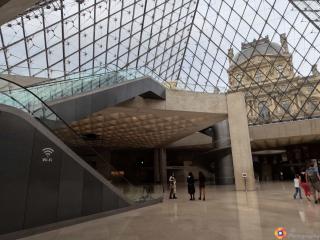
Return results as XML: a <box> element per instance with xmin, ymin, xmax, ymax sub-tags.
<box><xmin>217</xmin><ymin>153</ymin><xmax>234</xmax><ymax>185</ymax></box>
<box><xmin>227</xmin><ymin>92</ymin><xmax>255</xmax><ymax>191</ymax></box>
<box><xmin>153</xmin><ymin>149</ymin><xmax>160</xmax><ymax>183</ymax></box>
<box><xmin>158</xmin><ymin>148</ymin><xmax>167</xmax><ymax>188</ymax></box>
<box><xmin>213</xmin><ymin>120</ymin><xmax>234</xmax><ymax>185</ymax></box>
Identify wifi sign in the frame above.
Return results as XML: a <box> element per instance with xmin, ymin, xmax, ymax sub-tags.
<box><xmin>42</xmin><ymin>147</ymin><xmax>54</xmax><ymax>163</ymax></box>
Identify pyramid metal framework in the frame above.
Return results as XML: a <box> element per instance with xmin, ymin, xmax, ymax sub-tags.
<box><xmin>0</xmin><ymin>0</ymin><xmax>320</xmax><ymax>125</ymax></box>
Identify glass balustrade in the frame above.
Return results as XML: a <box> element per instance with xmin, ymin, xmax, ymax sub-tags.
<box><xmin>0</xmin><ymin>76</ymin><xmax>163</xmax><ymax>204</ymax></box>
<box><xmin>1</xmin><ymin>68</ymin><xmax>146</xmax><ymax>108</ymax></box>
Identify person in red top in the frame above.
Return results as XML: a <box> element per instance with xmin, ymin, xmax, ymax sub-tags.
<box><xmin>300</xmin><ymin>169</ymin><xmax>311</xmax><ymax>201</ymax></box>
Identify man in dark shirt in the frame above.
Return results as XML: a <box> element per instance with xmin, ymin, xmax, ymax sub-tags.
<box><xmin>306</xmin><ymin>159</ymin><xmax>320</xmax><ymax>204</ymax></box>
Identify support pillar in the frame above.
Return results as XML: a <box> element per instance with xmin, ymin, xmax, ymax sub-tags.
<box><xmin>227</xmin><ymin>92</ymin><xmax>255</xmax><ymax>191</ymax></box>
<box><xmin>217</xmin><ymin>153</ymin><xmax>234</xmax><ymax>185</ymax></box>
<box><xmin>213</xmin><ymin>120</ymin><xmax>234</xmax><ymax>185</ymax></box>
<box><xmin>153</xmin><ymin>149</ymin><xmax>160</xmax><ymax>183</ymax></box>
<box><xmin>158</xmin><ymin>148</ymin><xmax>167</xmax><ymax>189</ymax></box>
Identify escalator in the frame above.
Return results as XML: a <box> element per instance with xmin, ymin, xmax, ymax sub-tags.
<box><xmin>0</xmin><ymin>70</ymin><xmax>164</xmax><ymax>236</ymax></box>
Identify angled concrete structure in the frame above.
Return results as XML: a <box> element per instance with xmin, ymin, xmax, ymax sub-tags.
<box><xmin>0</xmin><ymin>0</ymin><xmax>38</xmax><ymax>24</ymax></box>
<box><xmin>0</xmin><ymin>104</ymin><xmax>129</xmax><ymax>235</ymax></box>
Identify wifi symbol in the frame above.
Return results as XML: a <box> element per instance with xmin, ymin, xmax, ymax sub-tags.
<box><xmin>42</xmin><ymin>147</ymin><xmax>54</xmax><ymax>157</ymax></box>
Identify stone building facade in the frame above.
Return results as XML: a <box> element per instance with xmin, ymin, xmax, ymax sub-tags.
<box><xmin>227</xmin><ymin>34</ymin><xmax>320</xmax><ymax>125</ymax></box>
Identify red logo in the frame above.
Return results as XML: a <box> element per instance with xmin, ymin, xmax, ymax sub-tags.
<box><xmin>274</xmin><ymin>227</ymin><xmax>287</xmax><ymax>239</ymax></box>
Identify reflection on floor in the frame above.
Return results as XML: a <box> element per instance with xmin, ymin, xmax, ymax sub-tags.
<box><xmin>19</xmin><ymin>182</ymin><xmax>320</xmax><ymax>240</ymax></box>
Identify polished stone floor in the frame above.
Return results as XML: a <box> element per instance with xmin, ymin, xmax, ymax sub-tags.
<box><xmin>20</xmin><ymin>182</ymin><xmax>320</xmax><ymax>240</ymax></box>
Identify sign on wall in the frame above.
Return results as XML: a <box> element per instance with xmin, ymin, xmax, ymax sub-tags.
<box><xmin>41</xmin><ymin>147</ymin><xmax>54</xmax><ymax>163</ymax></box>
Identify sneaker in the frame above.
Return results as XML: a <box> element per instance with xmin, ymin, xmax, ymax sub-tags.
<box><xmin>198</xmin><ymin>197</ymin><xmax>201</xmax><ymax>200</ymax></box>
<box><xmin>315</xmin><ymin>200</ymin><xmax>318</xmax><ymax>204</ymax></box>
<box><xmin>203</xmin><ymin>198</ymin><xmax>205</xmax><ymax>201</ymax></box>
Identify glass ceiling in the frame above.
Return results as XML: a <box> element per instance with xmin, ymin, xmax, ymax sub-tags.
<box><xmin>0</xmin><ymin>0</ymin><xmax>320</xmax><ymax>125</ymax></box>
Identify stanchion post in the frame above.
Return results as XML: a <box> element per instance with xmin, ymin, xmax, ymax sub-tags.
<box><xmin>242</xmin><ymin>172</ymin><xmax>247</xmax><ymax>192</ymax></box>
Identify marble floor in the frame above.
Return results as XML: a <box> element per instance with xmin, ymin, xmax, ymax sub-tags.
<box><xmin>19</xmin><ymin>182</ymin><xmax>320</xmax><ymax>240</ymax></box>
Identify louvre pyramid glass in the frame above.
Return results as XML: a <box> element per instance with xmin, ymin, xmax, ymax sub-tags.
<box><xmin>0</xmin><ymin>0</ymin><xmax>320</xmax><ymax>125</ymax></box>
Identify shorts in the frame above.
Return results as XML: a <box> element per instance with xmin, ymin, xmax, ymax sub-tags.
<box><xmin>310</xmin><ymin>181</ymin><xmax>320</xmax><ymax>192</ymax></box>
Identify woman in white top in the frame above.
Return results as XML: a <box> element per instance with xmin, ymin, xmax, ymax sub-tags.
<box><xmin>169</xmin><ymin>173</ymin><xmax>177</xmax><ymax>199</ymax></box>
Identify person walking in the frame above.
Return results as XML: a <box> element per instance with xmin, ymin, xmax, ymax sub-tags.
<box><xmin>293</xmin><ymin>174</ymin><xmax>302</xmax><ymax>199</ymax></box>
<box><xmin>198</xmin><ymin>171</ymin><xmax>206</xmax><ymax>201</ymax></box>
<box><xmin>187</xmin><ymin>172</ymin><xmax>195</xmax><ymax>200</ymax></box>
<box><xmin>300</xmin><ymin>169</ymin><xmax>311</xmax><ymax>201</ymax></box>
<box><xmin>306</xmin><ymin>159</ymin><xmax>320</xmax><ymax>204</ymax></box>
<box><xmin>169</xmin><ymin>173</ymin><xmax>177</xmax><ymax>199</ymax></box>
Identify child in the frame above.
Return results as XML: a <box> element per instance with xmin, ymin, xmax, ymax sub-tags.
<box><xmin>293</xmin><ymin>174</ymin><xmax>302</xmax><ymax>199</ymax></box>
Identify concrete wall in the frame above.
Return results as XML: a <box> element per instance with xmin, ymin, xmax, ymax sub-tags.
<box><xmin>50</xmin><ymin>77</ymin><xmax>166</xmax><ymax>124</ymax></box>
<box><xmin>0</xmin><ymin>105</ymin><xmax>129</xmax><ymax>236</ymax></box>
<box><xmin>0</xmin><ymin>74</ymin><xmax>48</xmax><ymax>91</ymax></box>
<box><xmin>119</xmin><ymin>89</ymin><xmax>228</xmax><ymax>115</ymax></box>
<box><xmin>0</xmin><ymin>0</ymin><xmax>39</xmax><ymax>25</ymax></box>
<box><xmin>249</xmin><ymin>118</ymin><xmax>320</xmax><ymax>149</ymax></box>
<box><xmin>167</xmin><ymin>132</ymin><xmax>212</xmax><ymax>148</ymax></box>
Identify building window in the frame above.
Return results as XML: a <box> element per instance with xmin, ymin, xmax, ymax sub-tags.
<box><xmin>236</xmin><ymin>73</ymin><xmax>242</xmax><ymax>83</ymax></box>
<box><xmin>234</xmin><ymin>73</ymin><xmax>243</xmax><ymax>86</ymax></box>
<box><xmin>305</xmin><ymin>85</ymin><xmax>314</xmax><ymax>94</ymax></box>
<box><xmin>255</xmin><ymin>70</ymin><xmax>263</xmax><ymax>82</ymax></box>
<box><xmin>280</xmin><ymin>100</ymin><xmax>291</xmax><ymax>113</ymax></box>
<box><xmin>306</xmin><ymin>99</ymin><xmax>319</xmax><ymax>113</ymax></box>
<box><xmin>276</xmin><ymin>65</ymin><xmax>284</xmax><ymax>78</ymax></box>
<box><xmin>247</xmin><ymin>100</ymin><xmax>256</xmax><ymax>120</ymax></box>
<box><xmin>258</xmin><ymin>101</ymin><xmax>270</xmax><ymax>122</ymax></box>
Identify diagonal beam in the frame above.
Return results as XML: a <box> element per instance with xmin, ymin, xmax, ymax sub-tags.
<box><xmin>176</xmin><ymin>0</ymin><xmax>200</xmax><ymax>81</ymax></box>
<box><xmin>289</xmin><ymin>0</ymin><xmax>320</xmax><ymax>32</ymax></box>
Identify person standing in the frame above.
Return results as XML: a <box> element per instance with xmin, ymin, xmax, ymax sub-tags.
<box><xmin>293</xmin><ymin>174</ymin><xmax>302</xmax><ymax>199</ymax></box>
<box><xmin>187</xmin><ymin>172</ymin><xmax>195</xmax><ymax>200</ymax></box>
<box><xmin>300</xmin><ymin>169</ymin><xmax>311</xmax><ymax>201</ymax></box>
<box><xmin>169</xmin><ymin>173</ymin><xmax>177</xmax><ymax>199</ymax></box>
<box><xmin>198</xmin><ymin>171</ymin><xmax>206</xmax><ymax>201</ymax></box>
<box><xmin>280</xmin><ymin>171</ymin><xmax>284</xmax><ymax>181</ymax></box>
<box><xmin>306</xmin><ymin>159</ymin><xmax>320</xmax><ymax>204</ymax></box>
